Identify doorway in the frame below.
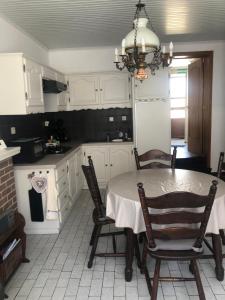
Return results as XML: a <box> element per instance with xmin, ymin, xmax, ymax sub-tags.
<box><xmin>170</xmin><ymin>51</ymin><xmax>213</xmax><ymax>170</ymax></box>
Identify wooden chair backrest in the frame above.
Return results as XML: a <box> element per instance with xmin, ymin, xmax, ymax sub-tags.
<box><xmin>82</xmin><ymin>156</ymin><xmax>104</xmax><ymax>218</ymax></box>
<box><xmin>134</xmin><ymin>147</ymin><xmax>177</xmax><ymax>170</ymax></box>
<box><xmin>217</xmin><ymin>152</ymin><xmax>225</xmax><ymax>179</ymax></box>
<box><xmin>137</xmin><ymin>180</ymin><xmax>217</xmax><ymax>251</ymax></box>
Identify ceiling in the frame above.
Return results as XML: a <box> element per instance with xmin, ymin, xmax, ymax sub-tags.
<box><xmin>0</xmin><ymin>0</ymin><xmax>225</xmax><ymax>49</ymax></box>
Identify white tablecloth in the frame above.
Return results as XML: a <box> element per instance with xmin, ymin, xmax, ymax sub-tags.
<box><xmin>106</xmin><ymin>169</ymin><xmax>225</xmax><ymax>234</ymax></box>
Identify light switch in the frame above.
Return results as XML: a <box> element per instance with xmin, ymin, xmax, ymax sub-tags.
<box><xmin>109</xmin><ymin>116</ymin><xmax>114</xmax><ymax>122</ymax></box>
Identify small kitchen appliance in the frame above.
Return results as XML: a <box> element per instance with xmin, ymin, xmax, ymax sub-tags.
<box><xmin>8</xmin><ymin>137</ymin><xmax>45</xmax><ymax>163</ymax></box>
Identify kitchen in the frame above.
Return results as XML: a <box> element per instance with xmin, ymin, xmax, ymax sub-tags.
<box><xmin>0</xmin><ymin>1</ymin><xmax>225</xmax><ymax>299</ymax></box>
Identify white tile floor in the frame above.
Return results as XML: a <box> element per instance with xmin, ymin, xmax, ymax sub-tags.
<box><xmin>5</xmin><ymin>190</ymin><xmax>225</xmax><ymax>300</ymax></box>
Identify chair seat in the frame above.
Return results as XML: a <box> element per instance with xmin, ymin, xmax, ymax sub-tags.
<box><xmin>148</xmin><ymin>238</ymin><xmax>203</xmax><ymax>252</ymax></box>
<box><xmin>93</xmin><ymin>207</ymin><xmax>115</xmax><ymax>225</ymax></box>
<box><xmin>149</xmin><ymin>248</ymin><xmax>203</xmax><ymax>260</ymax></box>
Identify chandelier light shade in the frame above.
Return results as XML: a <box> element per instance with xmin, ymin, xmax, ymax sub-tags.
<box><xmin>114</xmin><ymin>0</ymin><xmax>173</xmax><ymax>81</ymax></box>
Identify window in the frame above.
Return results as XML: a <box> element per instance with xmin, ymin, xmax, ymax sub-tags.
<box><xmin>170</xmin><ymin>71</ymin><xmax>187</xmax><ymax>119</ymax></box>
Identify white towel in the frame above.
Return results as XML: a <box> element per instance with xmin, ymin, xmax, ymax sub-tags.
<box><xmin>46</xmin><ymin>174</ymin><xmax>58</xmax><ymax>220</ymax></box>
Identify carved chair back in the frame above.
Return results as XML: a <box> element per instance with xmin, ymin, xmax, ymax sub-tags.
<box><xmin>137</xmin><ymin>180</ymin><xmax>217</xmax><ymax>251</ymax></box>
<box><xmin>82</xmin><ymin>156</ymin><xmax>104</xmax><ymax>218</ymax></box>
<box><xmin>134</xmin><ymin>147</ymin><xmax>177</xmax><ymax>170</ymax></box>
<box><xmin>217</xmin><ymin>152</ymin><xmax>225</xmax><ymax>179</ymax></box>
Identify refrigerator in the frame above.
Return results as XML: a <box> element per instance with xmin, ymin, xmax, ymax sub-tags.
<box><xmin>133</xmin><ymin>69</ymin><xmax>171</xmax><ymax>154</ymax></box>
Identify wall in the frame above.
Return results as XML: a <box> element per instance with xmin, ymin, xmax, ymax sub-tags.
<box><xmin>49</xmin><ymin>41</ymin><xmax>225</xmax><ymax>170</ymax></box>
<box><xmin>0</xmin><ymin>158</ymin><xmax>17</xmax><ymax>214</ymax></box>
<box><xmin>0</xmin><ymin>15</ymin><xmax>48</xmax><ymax>64</ymax></box>
<box><xmin>0</xmin><ymin>109</ymin><xmax>133</xmax><ymax>143</ymax></box>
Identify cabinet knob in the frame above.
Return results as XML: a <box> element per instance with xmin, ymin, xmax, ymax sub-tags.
<box><xmin>100</xmin><ymin>89</ymin><xmax>103</xmax><ymax>91</ymax></box>
<box><xmin>110</xmin><ymin>164</ymin><xmax>113</xmax><ymax>167</ymax></box>
<box><xmin>95</xmin><ymin>89</ymin><xmax>98</xmax><ymax>92</ymax></box>
<box><xmin>105</xmin><ymin>164</ymin><xmax>108</xmax><ymax>167</ymax></box>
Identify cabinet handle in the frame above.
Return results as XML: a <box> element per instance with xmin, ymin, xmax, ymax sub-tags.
<box><xmin>105</xmin><ymin>164</ymin><xmax>108</xmax><ymax>167</ymax></box>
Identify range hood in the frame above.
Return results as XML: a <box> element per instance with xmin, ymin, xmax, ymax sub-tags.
<box><xmin>42</xmin><ymin>79</ymin><xmax>67</xmax><ymax>94</ymax></box>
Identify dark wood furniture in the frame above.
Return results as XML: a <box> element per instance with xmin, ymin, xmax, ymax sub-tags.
<box><xmin>134</xmin><ymin>147</ymin><xmax>177</xmax><ymax>170</ymax></box>
<box><xmin>216</xmin><ymin>152</ymin><xmax>225</xmax><ymax>244</ymax></box>
<box><xmin>82</xmin><ymin>156</ymin><xmax>141</xmax><ymax>269</ymax></box>
<box><xmin>0</xmin><ymin>212</ymin><xmax>29</xmax><ymax>298</ymax></box>
<box><xmin>137</xmin><ymin>180</ymin><xmax>218</xmax><ymax>300</ymax></box>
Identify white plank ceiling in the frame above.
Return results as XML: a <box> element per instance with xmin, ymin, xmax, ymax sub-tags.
<box><xmin>0</xmin><ymin>0</ymin><xmax>224</xmax><ymax>49</ymax></box>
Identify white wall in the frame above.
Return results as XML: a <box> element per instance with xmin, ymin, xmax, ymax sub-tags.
<box><xmin>49</xmin><ymin>41</ymin><xmax>225</xmax><ymax>171</ymax></box>
<box><xmin>0</xmin><ymin>15</ymin><xmax>49</xmax><ymax>64</ymax></box>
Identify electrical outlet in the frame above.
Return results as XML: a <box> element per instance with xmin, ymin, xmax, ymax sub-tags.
<box><xmin>44</xmin><ymin>121</ymin><xmax>50</xmax><ymax>127</ymax></box>
<box><xmin>10</xmin><ymin>127</ymin><xmax>16</xmax><ymax>135</ymax></box>
<box><xmin>122</xmin><ymin>115</ymin><xmax>127</xmax><ymax>121</ymax></box>
<box><xmin>109</xmin><ymin>116</ymin><xmax>114</xmax><ymax>122</ymax></box>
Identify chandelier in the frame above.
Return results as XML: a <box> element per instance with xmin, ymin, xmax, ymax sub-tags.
<box><xmin>114</xmin><ymin>0</ymin><xmax>173</xmax><ymax>81</ymax></box>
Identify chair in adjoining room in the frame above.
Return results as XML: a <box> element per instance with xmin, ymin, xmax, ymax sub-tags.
<box><xmin>216</xmin><ymin>151</ymin><xmax>225</xmax><ymax>244</ymax></box>
<box><xmin>82</xmin><ymin>156</ymin><xmax>140</xmax><ymax>268</ymax></box>
<box><xmin>137</xmin><ymin>180</ymin><xmax>218</xmax><ymax>300</ymax></box>
<box><xmin>134</xmin><ymin>147</ymin><xmax>177</xmax><ymax>170</ymax></box>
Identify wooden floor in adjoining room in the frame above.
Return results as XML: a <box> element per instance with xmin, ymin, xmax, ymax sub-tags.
<box><xmin>5</xmin><ymin>190</ymin><xmax>225</xmax><ymax>300</ymax></box>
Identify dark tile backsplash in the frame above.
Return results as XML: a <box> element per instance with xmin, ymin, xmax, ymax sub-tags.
<box><xmin>0</xmin><ymin>108</ymin><xmax>133</xmax><ymax>143</ymax></box>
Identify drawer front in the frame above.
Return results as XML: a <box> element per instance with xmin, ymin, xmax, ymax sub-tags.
<box><xmin>59</xmin><ymin>199</ymin><xmax>71</xmax><ymax>224</ymax></box>
<box><xmin>57</xmin><ymin>175</ymin><xmax>68</xmax><ymax>195</ymax></box>
<box><xmin>58</xmin><ymin>187</ymin><xmax>70</xmax><ymax>210</ymax></box>
<box><xmin>56</xmin><ymin>162</ymin><xmax>67</xmax><ymax>181</ymax></box>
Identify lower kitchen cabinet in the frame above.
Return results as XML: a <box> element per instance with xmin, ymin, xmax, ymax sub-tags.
<box><xmin>82</xmin><ymin>143</ymin><xmax>135</xmax><ymax>187</ymax></box>
<box><xmin>14</xmin><ymin>147</ymin><xmax>83</xmax><ymax>234</ymax></box>
<box><xmin>68</xmin><ymin>148</ymin><xmax>83</xmax><ymax>203</ymax></box>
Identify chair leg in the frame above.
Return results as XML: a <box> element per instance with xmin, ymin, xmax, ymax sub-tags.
<box><xmin>112</xmin><ymin>235</ymin><xmax>117</xmax><ymax>253</ymax></box>
<box><xmin>90</xmin><ymin>224</ymin><xmax>98</xmax><ymax>246</ymax></box>
<box><xmin>88</xmin><ymin>225</ymin><xmax>101</xmax><ymax>269</ymax></box>
<box><xmin>189</xmin><ymin>260</ymin><xmax>194</xmax><ymax>274</ymax></box>
<box><xmin>141</xmin><ymin>243</ymin><xmax>152</xmax><ymax>295</ymax></box>
<box><xmin>151</xmin><ymin>259</ymin><xmax>161</xmax><ymax>300</ymax></box>
<box><xmin>192</xmin><ymin>259</ymin><xmax>206</xmax><ymax>300</ymax></box>
<box><xmin>219</xmin><ymin>229</ymin><xmax>225</xmax><ymax>245</ymax></box>
<box><xmin>134</xmin><ymin>234</ymin><xmax>141</xmax><ymax>268</ymax></box>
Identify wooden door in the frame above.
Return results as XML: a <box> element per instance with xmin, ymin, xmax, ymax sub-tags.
<box><xmin>188</xmin><ymin>59</ymin><xmax>203</xmax><ymax>154</ymax></box>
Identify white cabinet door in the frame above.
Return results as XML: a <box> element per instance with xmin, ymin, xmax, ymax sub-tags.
<box><xmin>84</xmin><ymin>147</ymin><xmax>109</xmax><ymax>184</ymax></box>
<box><xmin>24</xmin><ymin>59</ymin><xmax>44</xmax><ymax>107</ymax></box>
<box><xmin>100</xmin><ymin>73</ymin><xmax>130</xmax><ymax>104</ymax></box>
<box><xmin>134</xmin><ymin>69</ymin><xmax>169</xmax><ymax>100</ymax></box>
<box><xmin>58</xmin><ymin>92</ymin><xmax>67</xmax><ymax>108</ymax></box>
<box><xmin>68</xmin><ymin>156</ymin><xmax>77</xmax><ymax>202</ymax></box>
<box><xmin>75</xmin><ymin>149</ymin><xmax>83</xmax><ymax>195</ymax></box>
<box><xmin>69</xmin><ymin>75</ymin><xmax>99</xmax><ymax>106</ymax></box>
<box><xmin>109</xmin><ymin>146</ymin><xmax>133</xmax><ymax>179</ymax></box>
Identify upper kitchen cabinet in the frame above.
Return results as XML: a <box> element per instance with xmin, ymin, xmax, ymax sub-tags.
<box><xmin>134</xmin><ymin>69</ymin><xmax>169</xmax><ymax>100</ymax></box>
<box><xmin>0</xmin><ymin>53</ymin><xmax>44</xmax><ymax>115</ymax></box>
<box><xmin>68</xmin><ymin>72</ymin><xmax>131</xmax><ymax>110</ymax></box>
<box><xmin>69</xmin><ymin>75</ymin><xmax>99</xmax><ymax>107</ymax></box>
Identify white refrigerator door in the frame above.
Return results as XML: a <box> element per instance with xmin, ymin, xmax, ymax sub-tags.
<box><xmin>134</xmin><ymin>69</ymin><xmax>171</xmax><ymax>154</ymax></box>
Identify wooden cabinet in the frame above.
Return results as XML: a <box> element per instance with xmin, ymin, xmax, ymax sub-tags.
<box><xmin>134</xmin><ymin>69</ymin><xmax>169</xmax><ymax>100</ymax></box>
<box><xmin>0</xmin><ymin>53</ymin><xmax>44</xmax><ymax>115</ymax></box>
<box><xmin>69</xmin><ymin>75</ymin><xmax>99</xmax><ymax>107</ymax></box>
<box><xmin>82</xmin><ymin>143</ymin><xmax>135</xmax><ymax>187</ymax></box>
<box><xmin>68</xmin><ymin>72</ymin><xmax>131</xmax><ymax>110</ymax></box>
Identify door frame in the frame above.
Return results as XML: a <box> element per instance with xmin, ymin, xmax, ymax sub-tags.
<box><xmin>173</xmin><ymin>51</ymin><xmax>213</xmax><ymax>168</ymax></box>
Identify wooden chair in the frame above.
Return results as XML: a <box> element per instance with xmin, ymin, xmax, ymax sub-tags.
<box><xmin>82</xmin><ymin>156</ymin><xmax>141</xmax><ymax>269</ymax></box>
<box><xmin>217</xmin><ymin>152</ymin><xmax>225</xmax><ymax>244</ymax></box>
<box><xmin>134</xmin><ymin>147</ymin><xmax>177</xmax><ymax>170</ymax></box>
<box><xmin>137</xmin><ymin>180</ymin><xmax>218</xmax><ymax>300</ymax></box>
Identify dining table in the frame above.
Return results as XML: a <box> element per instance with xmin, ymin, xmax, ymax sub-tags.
<box><xmin>106</xmin><ymin>168</ymin><xmax>225</xmax><ymax>282</ymax></box>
